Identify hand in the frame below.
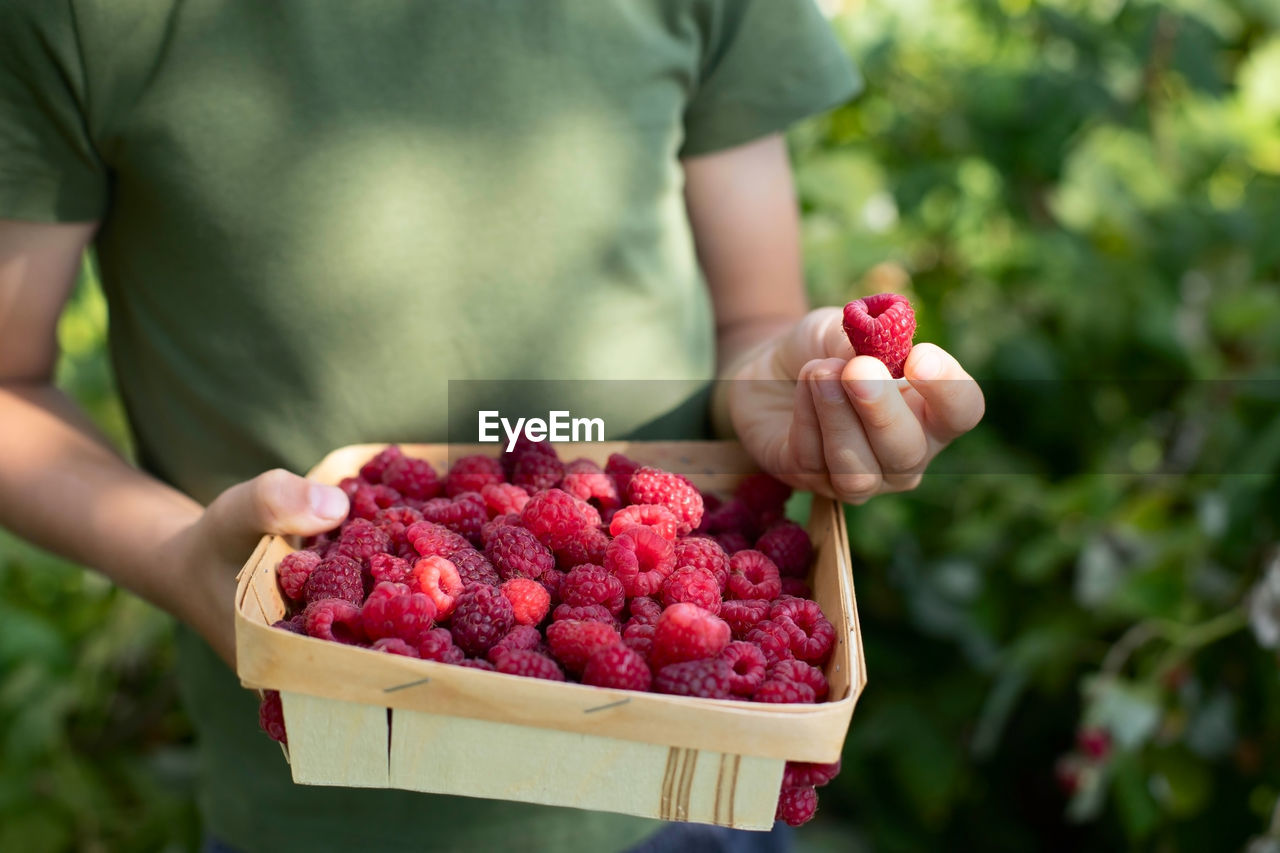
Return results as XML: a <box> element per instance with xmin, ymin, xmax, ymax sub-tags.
<box><xmin>726</xmin><ymin>307</ymin><xmax>984</xmax><ymax>504</ymax></box>
<box><xmin>165</xmin><ymin>470</ymin><xmax>349</xmax><ymax>667</ymax></box>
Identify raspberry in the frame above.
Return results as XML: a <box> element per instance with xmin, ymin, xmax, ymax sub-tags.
<box><xmin>582</xmin><ymin>644</ymin><xmax>652</xmax><ymax>692</ymax></box>
<box><xmin>416</xmin><ymin>627</ymin><xmax>465</xmax><ymax>663</ymax></box>
<box><xmin>278</xmin><ymin>549</ymin><xmax>321</xmax><ymax>601</ymax></box>
<box><xmin>449</xmin><ymin>584</ymin><xmax>516</xmax><ymax>657</ymax></box>
<box><xmin>780</xmin><ymin>578</ymin><xmax>813</xmax><ymax>599</ymax></box>
<box><xmin>488</xmin><ymin>624</ymin><xmax>544</xmax><ymax>661</ymax></box>
<box><xmin>552</xmin><ymin>603</ymin><xmax>617</xmax><ymax>626</ymax></box>
<box><xmin>704</xmin><ymin>499</ymin><xmax>755</xmax><ymax>537</ymax></box>
<box><xmin>493</xmin><ymin>649</ymin><xmax>565</xmax><ymax>681</ymax></box>
<box><xmin>745</xmin><ymin>620</ymin><xmax>796</xmax><ymax>666</ymax></box>
<box><xmin>560</xmin><ymin>565</ymin><xmax>626</xmax><ymax>616</ymax></box>
<box><xmin>382</xmin><ymin>456</ymin><xmax>444</xmax><ymax>501</ymax></box>
<box><xmin>539</xmin><ymin>569</ymin><xmax>565</xmax><ymax>603</ymax></box>
<box><xmin>720</xmin><ymin>598</ymin><xmax>771</xmax><ymax>639</ymax></box>
<box><xmin>1077</xmin><ymin>728</ymin><xmax>1113</xmax><ymax>760</ymax></box>
<box><xmin>372</xmin><ymin>637</ymin><xmax>421</xmax><ymax>658</ymax></box>
<box><xmin>783</xmin><ymin>760</ymin><xmax>841</xmax><ymax>788</ymax></box>
<box><xmin>627</xmin><ymin>595</ymin><xmax>663</xmax><ymax>626</ymax></box>
<box><xmin>302</xmin><ymin>555</ymin><xmax>364</xmax><ymax>606</ymax></box>
<box><xmin>259</xmin><ymin>690</ymin><xmax>287</xmax><ymax>745</ymax></box>
<box><xmin>339</xmin><ymin>476</ymin><xmax>363</xmax><ymax>498</ymax></box>
<box><xmin>351</xmin><ymin>484</ymin><xmax>402</xmax><ymax>520</ymax></box>
<box><xmin>368</xmin><ymin>552</ymin><xmax>412</xmax><ymax>586</ymax></box>
<box><xmin>545</xmin><ymin>619</ymin><xmax>621</xmax><ymax>675</ymax></box>
<box><xmin>450</xmin><ymin>547</ymin><xmax>501</xmax><ymax>588</ymax></box>
<box><xmin>561</xmin><ymin>459</ymin><xmax>621</xmax><ymax>511</ymax></box>
<box><xmin>406</xmin><ymin>521</ymin><xmax>471</xmax><ymax>559</ymax></box>
<box><xmin>480</xmin><ymin>512</ymin><xmax>522</xmax><ymax>545</ymax></box>
<box><xmin>333</xmin><ymin>518</ymin><xmax>393</xmax><ymax>565</ymax></box>
<box><xmin>651</xmin><ymin>602</ymin><xmax>731</xmax><ymax>670</ymax></box>
<box><xmin>768</xmin><ymin>659</ymin><xmax>829</xmax><ymax>702</ymax></box>
<box><xmin>714</xmin><ymin>532</ymin><xmax>752</xmax><ymax>556</ymax></box>
<box><xmin>272</xmin><ymin>617</ymin><xmax>306</xmax><ymax>635</ymax></box>
<box><xmin>727</xmin><ymin>550</ymin><xmax>782</xmax><ymax>601</ymax></box>
<box><xmin>372</xmin><ymin>506</ymin><xmax>424</xmax><ymax>551</ymax></box>
<box><xmin>446</xmin><ymin>454</ymin><xmax>505</xmax><ymax>497</ymax></box>
<box><xmin>485</xmin><ymin>525</ymin><xmax>555</xmax><ymax>581</ymax></box>
<box><xmin>626</xmin><ymin>467</ymin><xmax>703</xmax><ymax>535</ymax></box>
<box><xmin>420</xmin><ymin>492</ymin><xmax>487</xmax><ymax>545</ymax></box>
<box><xmin>605</xmin><ymin>452</ymin><xmax>642</xmax><ymax>496</ymax></box>
<box><xmin>672</xmin><ymin>537</ymin><xmax>730</xmax><ymax>591</ymax></box>
<box><xmin>734</xmin><ymin>473</ymin><xmax>793</xmax><ymax>524</ymax></box>
<box><xmin>755</xmin><ymin>522</ymin><xmax>813</xmax><ymax>579</ymax></box>
<box><xmin>653</xmin><ymin>659</ymin><xmax>733</xmax><ymax>700</ymax></box>
<box><xmin>775</xmin><ymin>785</ymin><xmax>819</xmax><ymax>827</ymax></box>
<box><xmin>500</xmin><ymin>435</ymin><xmax>556</xmax><ymax>477</ymax></box>
<box><xmin>842</xmin><ymin>292</ymin><xmax>916</xmax><ymax>379</ymax></box>
<box><xmin>753</xmin><ymin>679</ymin><xmax>815</xmax><ymax>704</ymax></box>
<box><xmin>408</xmin><ymin>556</ymin><xmax>464</xmax><ymax>619</ymax></box>
<box><xmin>719</xmin><ymin>641</ymin><xmax>768</xmax><ymax>697</ymax></box>
<box><xmin>660</xmin><ymin>567</ymin><xmax>722</xmax><ymax>615</ymax></box>
<box><xmin>622</xmin><ymin>622</ymin><xmax>655</xmax><ymax>661</ymax></box>
<box><xmin>605</xmin><ymin>526</ymin><xmax>676</xmax><ymax>597</ymax></box>
<box><xmin>770</xmin><ymin>598</ymin><xmax>836</xmax><ymax>665</ymax></box>
<box><xmin>481</xmin><ymin>483</ymin><xmax>530</xmax><ymax>517</ymax></box>
<box><xmin>359</xmin><ymin>445</ymin><xmax>404</xmax><ymax>484</ymax></box>
<box><xmin>520</xmin><ymin>488</ymin><xmax>599</xmax><ymax>558</ymax></box>
<box><xmin>459</xmin><ymin>658</ymin><xmax>496</xmax><ymax>671</ymax></box>
<box><xmin>609</xmin><ymin>504</ymin><xmax>679</xmax><ymax>541</ymax></box>
<box><xmin>501</xmin><ymin>578</ymin><xmax>551</xmax><ymax>626</ymax></box>
<box><xmin>361</xmin><ymin>581</ymin><xmax>437</xmax><ymax>646</ymax></box>
<box><xmin>553</xmin><ymin>526</ymin><xmax>610</xmax><ymax>571</ymax></box>
<box><xmin>512</xmin><ymin>450</ymin><xmax>564</xmax><ymax>493</ymax></box>
<box><xmin>303</xmin><ymin>598</ymin><xmax>366</xmax><ymax>644</ymax></box>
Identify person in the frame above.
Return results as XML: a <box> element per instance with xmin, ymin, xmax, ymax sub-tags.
<box><xmin>0</xmin><ymin>1</ymin><xmax>984</xmax><ymax>851</ymax></box>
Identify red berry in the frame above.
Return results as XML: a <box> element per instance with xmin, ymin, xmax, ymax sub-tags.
<box><xmin>609</xmin><ymin>505</ymin><xmax>679</xmax><ymax>541</ymax></box>
<box><xmin>481</xmin><ymin>483</ymin><xmax>530</xmax><ymax>517</ymax></box>
<box><xmin>371</xmin><ymin>637</ymin><xmax>421</xmax><ymax>657</ymax></box>
<box><xmin>501</xmin><ymin>578</ymin><xmax>551</xmax><ymax>626</ymax></box>
<box><xmin>653</xmin><ymin>659</ymin><xmax>733</xmax><ymax>699</ymax></box>
<box><xmin>372</xmin><ymin>506</ymin><xmax>424</xmax><ymax>552</ymax></box>
<box><xmin>271</xmin><ymin>617</ymin><xmax>306</xmax><ymax>635</ymax></box>
<box><xmin>493</xmin><ymin>649</ymin><xmax>565</xmax><ymax>681</ymax></box>
<box><xmin>450</xmin><ymin>547</ymin><xmax>501</xmax><ymax>588</ymax></box>
<box><xmin>512</xmin><ymin>450</ymin><xmax>564</xmax><ymax>493</ymax></box>
<box><xmin>651</xmin><ymin>602</ymin><xmax>731</xmax><ymax>670</ymax></box>
<box><xmin>406</xmin><ymin>521</ymin><xmax>471</xmax><ymax>559</ymax></box>
<box><xmin>771</xmin><ymin>597</ymin><xmax>836</xmax><ymax>666</ymax></box>
<box><xmin>488</xmin><ymin>625</ymin><xmax>544</xmax><ymax>661</ymax></box>
<box><xmin>259</xmin><ymin>690</ymin><xmax>287</xmax><ymax>745</ymax></box>
<box><xmin>302</xmin><ymin>555</ymin><xmax>364</xmax><ymax>606</ymax></box>
<box><xmin>382</xmin><ymin>456</ymin><xmax>444</xmax><ymax>501</ymax></box>
<box><xmin>408</xmin><ymin>555</ymin><xmax>464</xmax><ymax>619</ymax></box>
<box><xmin>627</xmin><ymin>595</ymin><xmax>663</xmax><ymax>627</ymax></box>
<box><xmin>545</xmin><ymin>619</ymin><xmax>622</xmax><ymax>676</ymax></box>
<box><xmin>784</xmin><ymin>760</ymin><xmax>841</xmax><ymax>788</ymax></box>
<box><xmin>561</xmin><ymin>459</ymin><xmax>621</xmax><ymax>511</ymax></box>
<box><xmin>446</xmin><ymin>454</ymin><xmax>505</xmax><ymax>497</ymax></box>
<box><xmin>583</xmin><ymin>644</ymin><xmax>653</xmax><ymax>692</ymax></box>
<box><xmin>605</xmin><ymin>526</ymin><xmax>677</xmax><ymax>597</ymax></box>
<box><xmin>704</xmin><ymin>499</ymin><xmax>756</xmax><ymax>537</ymax></box>
<box><xmin>719</xmin><ymin>641</ymin><xmax>768</xmax><ymax>697</ymax></box>
<box><xmin>726</xmin><ymin>550</ymin><xmax>782</xmax><ymax>601</ymax></box>
<box><xmin>1055</xmin><ymin>755</ymin><xmax>1083</xmax><ymax>796</ymax></box>
<box><xmin>660</xmin><ymin>567</ymin><xmax>722</xmax><ymax>615</ymax></box>
<box><xmin>605</xmin><ymin>453</ymin><xmax>641</xmax><ymax>496</ymax></box>
<box><xmin>480</xmin><ymin>512</ymin><xmax>522</xmax><ymax>546</ymax></box>
<box><xmin>768</xmin><ymin>659</ymin><xmax>829</xmax><ymax>702</ymax></box>
<box><xmin>842</xmin><ymin>292</ymin><xmax>916</xmax><ymax>379</ymax></box>
<box><xmin>361</xmin><ymin>581</ymin><xmax>437</xmax><ymax>646</ymax></box>
<box><xmin>333</xmin><ymin>518</ymin><xmax>393</xmax><ymax>566</ymax></box>
<box><xmin>622</xmin><ymin>622</ymin><xmax>655</xmax><ymax>661</ymax></box>
<box><xmin>416</xmin><ymin>627</ymin><xmax>465</xmax><ymax>663</ymax></box>
<box><xmin>351</xmin><ymin>484</ymin><xmax>402</xmax><ymax>520</ymax></box>
<box><xmin>560</xmin><ymin>565</ymin><xmax>627</xmax><ymax>616</ymax></box>
<box><xmin>755</xmin><ymin>522</ymin><xmax>812</xmax><ymax>579</ymax></box>
<box><xmin>745</xmin><ymin>620</ymin><xmax>796</xmax><ymax>666</ymax></box>
<box><xmin>450</xmin><ymin>585</ymin><xmax>516</xmax><ymax>657</ymax></box>
<box><xmin>521</xmin><ymin>488</ymin><xmax>599</xmax><ymax>557</ymax></box>
<box><xmin>673</xmin><ymin>537</ymin><xmax>730</xmax><ymax>591</ymax></box>
<box><xmin>552</xmin><ymin>602</ymin><xmax>617</xmax><ymax>627</ymax></box>
<box><xmin>734</xmin><ymin>474</ymin><xmax>793</xmax><ymax>527</ymax></box>
<box><xmin>420</xmin><ymin>492</ymin><xmax>487</xmax><ymax>545</ymax></box>
<box><xmin>780</xmin><ymin>578</ymin><xmax>813</xmax><ymax>599</ymax></box>
<box><xmin>720</xmin><ymin>599</ymin><xmax>771</xmax><ymax>639</ymax></box>
<box><xmin>1076</xmin><ymin>728</ymin><xmax>1112</xmax><ymax>761</ymax></box>
<box><xmin>753</xmin><ymin>679</ymin><xmax>816</xmax><ymax>704</ymax></box>
<box><xmin>359</xmin><ymin>445</ymin><xmax>404</xmax><ymax>484</ymax></box>
<box><xmin>368</xmin><ymin>552</ymin><xmax>412</xmax><ymax>586</ymax></box>
<box><xmin>626</xmin><ymin>467</ymin><xmax>703</xmax><ymax>536</ymax></box>
<box><xmin>553</xmin><ymin>526</ymin><xmax>610</xmax><ymax>571</ymax></box>
<box><xmin>278</xmin><ymin>550</ymin><xmax>321</xmax><ymax>601</ymax></box>
<box><xmin>485</xmin><ymin>525</ymin><xmax>555</xmax><ymax>582</ymax></box>
<box><xmin>458</xmin><ymin>658</ymin><xmax>496</xmax><ymax>671</ymax></box>
<box><xmin>775</xmin><ymin>785</ymin><xmax>818</xmax><ymax>826</ymax></box>
<box><xmin>303</xmin><ymin>598</ymin><xmax>366</xmax><ymax>645</ymax></box>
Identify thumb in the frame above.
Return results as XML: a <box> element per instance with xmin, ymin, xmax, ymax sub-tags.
<box><xmin>206</xmin><ymin>469</ymin><xmax>349</xmax><ymax>551</ymax></box>
<box><xmin>771</xmin><ymin>307</ymin><xmax>855</xmax><ymax>380</ymax></box>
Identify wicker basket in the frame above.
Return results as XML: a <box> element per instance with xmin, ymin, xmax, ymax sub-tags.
<box><xmin>234</xmin><ymin>441</ymin><xmax>866</xmax><ymax>829</ymax></box>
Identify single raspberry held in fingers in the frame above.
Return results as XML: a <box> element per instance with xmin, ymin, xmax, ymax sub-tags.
<box><xmin>768</xmin><ymin>659</ymin><xmax>829</xmax><ymax>702</ymax></box>
<box><xmin>546</xmin><ymin>619</ymin><xmax>622</xmax><ymax>675</ymax></box>
<box><xmin>626</xmin><ymin>467</ymin><xmax>703</xmax><ymax>535</ymax></box>
<box><xmin>407</xmin><ymin>521</ymin><xmax>471</xmax><ymax>559</ymax></box>
<box><xmin>727</xmin><ymin>550</ymin><xmax>782</xmax><ymax>601</ymax></box>
<box><xmin>501</xmin><ymin>578</ymin><xmax>551</xmax><ymax>626</ymax></box>
<box><xmin>488</xmin><ymin>625</ymin><xmax>544</xmax><ymax>661</ymax></box>
<box><xmin>493</xmin><ymin>649</ymin><xmax>565</xmax><ymax>681</ymax></box>
<box><xmin>302</xmin><ymin>556</ymin><xmax>364</xmax><ymax>606</ymax></box>
<box><xmin>720</xmin><ymin>599</ymin><xmax>771</xmax><ymax>639</ymax></box>
<box><xmin>784</xmin><ymin>760</ymin><xmax>842</xmax><ymax>788</ymax></box>
<box><xmin>842</xmin><ymin>292</ymin><xmax>917</xmax><ymax>379</ymax></box>
<box><xmin>450</xmin><ymin>584</ymin><xmax>516</xmax><ymax>657</ymax></box>
<box><xmin>303</xmin><ymin>598</ymin><xmax>366</xmax><ymax>644</ymax></box>
<box><xmin>481</xmin><ymin>483</ymin><xmax>530</xmax><ymax>517</ymax></box>
<box><xmin>382</xmin><ymin>456</ymin><xmax>444</xmax><ymax>501</ymax></box>
<box><xmin>753</xmin><ymin>679</ymin><xmax>816</xmax><ymax>704</ymax></box>
<box><xmin>259</xmin><ymin>690</ymin><xmax>287</xmax><ymax>744</ymax></box>
<box><xmin>605</xmin><ymin>526</ymin><xmax>677</xmax><ymax>597</ymax></box>
<box><xmin>582</xmin><ymin>644</ymin><xmax>652</xmax><ymax>692</ymax></box>
<box><xmin>661</xmin><ymin>567</ymin><xmax>722</xmax><ymax>615</ymax></box>
<box><xmin>371</xmin><ymin>637</ymin><xmax>421</xmax><ymax>657</ymax></box>
<box><xmin>672</xmin><ymin>537</ymin><xmax>730</xmax><ymax>591</ymax></box>
<box><xmin>775</xmin><ymin>785</ymin><xmax>819</xmax><ymax>826</ymax></box>
<box><xmin>755</xmin><ymin>522</ymin><xmax>813</xmax><ymax>579</ymax></box>
<box><xmin>560</xmin><ymin>565</ymin><xmax>627</xmax><ymax>616</ymax></box>
<box><xmin>409</xmin><ymin>556</ymin><xmax>464</xmax><ymax>619</ymax></box>
<box><xmin>561</xmin><ymin>459</ymin><xmax>621</xmax><ymax>511</ymax></box>
<box><xmin>361</xmin><ymin>581</ymin><xmax>437</xmax><ymax>646</ymax></box>
<box><xmin>485</xmin><ymin>525</ymin><xmax>555</xmax><ymax>581</ymax></box>
<box><xmin>653</xmin><ymin>659</ymin><xmax>733</xmax><ymax>699</ymax></box>
<box><xmin>450</xmin><ymin>547</ymin><xmax>501</xmax><ymax>588</ymax></box>
<box><xmin>651</xmin><ymin>602</ymin><xmax>731</xmax><ymax>670</ymax></box>
<box><xmin>416</xmin><ymin>627</ymin><xmax>465</xmax><ymax>663</ymax></box>
<box><xmin>278</xmin><ymin>550</ymin><xmax>321</xmax><ymax>601</ymax></box>
<box><xmin>446</xmin><ymin>455</ymin><xmax>505</xmax><ymax>497</ymax></box>
<box><xmin>719</xmin><ymin>641</ymin><xmax>768</xmax><ymax>696</ymax></box>
<box><xmin>609</xmin><ymin>505</ymin><xmax>679</xmax><ymax>541</ymax></box>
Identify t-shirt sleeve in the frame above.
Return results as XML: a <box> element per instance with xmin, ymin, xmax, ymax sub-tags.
<box><xmin>681</xmin><ymin>0</ymin><xmax>862</xmax><ymax>158</ymax></box>
<box><xmin>0</xmin><ymin>1</ymin><xmax>108</xmax><ymax>222</ymax></box>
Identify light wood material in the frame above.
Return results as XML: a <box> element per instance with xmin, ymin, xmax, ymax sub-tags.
<box><xmin>234</xmin><ymin>442</ymin><xmax>867</xmax><ymax>828</ymax></box>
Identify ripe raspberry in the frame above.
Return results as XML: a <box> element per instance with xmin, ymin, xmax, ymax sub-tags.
<box><xmin>501</xmin><ymin>578</ymin><xmax>551</xmax><ymax>626</ymax></box>
<box><xmin>406</xmin><ymin>521</ymin><xmax>471</xmax><ymax>559</ymax></box>
<box><xmin>539</xmin><ymin>569</ymin><xmax>565</xmax><ymax>603</ymax></box>
<box><xmin>842</xmin><ymin>291</ymin><xmax>916</xmax><ymax>379</ymax></box>
<box><xmin>372</xmin><ymin>506</ymin><xmax>425</xmax><ymax>551</ymax></box>
<box><xmin>605</xmin><ymin>527</ymin><xmax>676</xmax><ymax>597</ymax></box>
<box><xmin>446</xmin><ymin>454</ymin><xmax>505</xmax><ymax>497</ymax></box>
<box><xmin>745</xmin><ymin>620</ymin><xmax>797</xmax><ymax>666</ymax></box>
<box><xmin>481</xmin><ymin>483</ymin><xmax>530</xmax><ymax>517</ymax></box>
<box><xmin>552</xmin><ymin>603</ymin><xmax>617</xmax><ymax>626</ymax></box>
<box><xmin>561</xmin><ymin>459</ymin><xmax>621</xmax><ymax>511</ymax></box>
<box><xmin>372</xmin><ymin>637</ymin><xmax>421</xmax><ymax>658</ymax></box>
<box><xmin>272</xmin><ymin>617</ymin><xmax>306</xmax><ymax>635</ymax></box>
<box><xmin>485</xmin><ymin>525</ymin><xmax>555</xmax><ymax>581</ymax></box>
<box><xmin>382</xmin><ymin>456</ymin><xmax>444</xmax><ymax>501</ymax></box>
<box><xmin>450</xmin><ymin>547</ymin><xmax>501</xmax><ymax>588</ymax></box>
<box><xmin>368</xmin><ymin>552</ymin><xmax>412</xmax><ymax>586</ymax></box>
<box><xmin>302</xmin><ymin>556</ymin><xmax>364</xmax><ymax>606</ymax></box>
<box><xmin>560</xmin><ymin>565</ymin><xmax>626</xmax><ymax>616</ymax></box>
<box><xmin>622</xmin><ymin>622</ymin><xmax>655</xmax><ymax>661</ymax></box>
<box><xmin>1076</xmin><ymin>728</ymin><xmax>1112</xmax><ymax>761</ymax></box>
<box><xmin>259</xmin><ymin>690</ymin><xmax>287</xmax><ymax>745</ymax></box>
<box><xmin>416</xmin><ymin>627</ymin><xmax>465</xmax><ymax>663</ymax></box>
<box><xmin>351</xmin><ymin>483</ymin><xmax>403</xmax><ymax>520</ymax></box>
<box><xmin>704</xmin><ymin>499</ymin><xmax>756</xmax><ymax>538</ymax></box>
<box><xmin>605</xmin><ymin>452</ymin><xmax>642</xmax><ymax>495</ymax></box>
<box><xmin>609</xmin><ymin>504</ymin><xmax>679</xmax><ymax>541</ymax></box>
<box><xmin>719</xmin><ymin>641</ymin><xmax>768</xmax><ymax>697</ymax></box>
<box><xmin>449</xmin><ymin>584</ymin><xmax>516</xmax><ymax>657</ymax></box>
<box><xmin>425</xmin><ymin>492</ymin><xmax>488</xmax><ymax>545</ymax></box>
<box><xmin>480</xmin><ymin>512</ymin><xmax>522</xmax><ymax>546</ymax></box>
<box><xmin>500</xmin><ymin>434</ymin><xmax>557</xmax><ymax>477</ymax></box>
<box><xmin>770</xmin><ymin>598</ymin><xmax>836</xmax><ymax>666</ymax></box>
<box><xmin>780</xmin><ymin>578</ymin><xmax>813</xmax><ymax>599</ymax></box>
<box><xmin>653</xmin><ymin>659</ymin><xmax>733</xmax><ymax>700</ymax></box>
<box><xmin>755</xmin><ymin>522</ymin><xmax>813</xmax><ymax>579</ymax></box>
<box><xmin>582</xmin><ymin>644</ymin><xmax>652</xmax><ymax>691</ymax></box>
<box><xmin>361</xmin><ymin>581</ymin><xmax>437</xmax><ymax>646</ymax></box>
<box><xmin>459</xmin><ymin>658</ymin><xmax>496</xmax><ymax>671</ymax></box>
<box><xmin>734</xmin><ymin>473</ymin><xmax>793</xmax><ymax>524</ymax></box>
<box><xmin>768</xmin><ymin>659</ymin><xmax>829</xmax><ymax>702</ymax></box>
<box><xmin>672</xmin><ymin>537</ymin><xmax>730</xmax><ymax>591</ymax></box>
<box><xmin>408</xmin><ymin>556</ymin><xmax>464</xmax><ymax>619</ymax></box>
<box><xmin>278</xmin><ymin>549</ymin><xmax>321</xmax><ymax>601</ymax></box>
<box><xmin>727</xmin><ymin>551</ymin><xmax>782</xmax><ymax>601</ymax></box>
<box><xmin>553</xmin><ymin>526</ymin><xmax>610</xmax><ymax>571</ymax></box>
<box><xmin>545</xmin><ymin>619</ymin><xmax>621</xmax><ymax>675</ymax></box>
<box><xmin>333</xmin><ymin>518</ymin><xmax>393</xmax><ymax>565</ymax></box>
<box><xmin>626</xmin><ymin>467</ymin><xmax>703</xmax><ymax>535</ymax></box>
<box><xmin>359</xmin><ymin>445</ymin><xmax>404</xmax><ymax>484</ymax></box>
<box><xmin>715</xmin><ymin>532</ymin><xmax>752</xmax><ymax>556</ymax></box>
<box><xmin>520</xmin><ymin>488</ymin><xmax>599</xmax><ymax>557</ymax></box>
<box><xmin>303</xmin><ymin>598</ymin><xmax>366</xmax><ymax>644</ymax></box>
<box><xmin>651</xmin><ymin>602</ymin><xmax>731</xmax><ymax>670</ymax></box>
<box><xmin>720</xmin><ymin>598</ymin><xmax>771</xmax><ymax>639</ymax></box>
<box><xmin>775</xmin><ymin>785</ymin><xmax>819</xmax><ymax>827</ymax></box>
<box><xmin>493</xmin><ymin>649</ymin><xmax>565</xmax><ymax>681</ymax></box>
<box><xmin>512</xmin><ymin>450</ymin><xmax>564</xmax><ymax>493</ymax></box>
<box><xmin>783</xmin><ymin>759</ymin><xmax>842</xmax><ymax>788</ymax></box>
<box><xmin>753</xmin><ymin>679</ymin><xmax>816</xmax><ymax>704</ymax></box>
<box><xmin>488</xmin><ymin>625</ymin><xmax>544</xmax><ymax>661</ymax></box>
<box><xmin>627</xmin><ymin>595</ymin><xmax>663</xmax><ymax>627</ymax></box>
<box><xmin>660</xmin><ymin>567</ymin><xmax>722</xmax><ymax>615</ymax></box>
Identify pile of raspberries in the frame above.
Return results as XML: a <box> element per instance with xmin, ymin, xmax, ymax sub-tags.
<box><xmin>258</xmin><ymin>440</ymin><xmax>840</xmax><ymax>826</ymax></box>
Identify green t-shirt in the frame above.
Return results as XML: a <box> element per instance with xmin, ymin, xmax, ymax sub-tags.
<box><xmin>1</xmin><ymin>1</ymin><xmax>859</xmax><ymax>850</ymax></box>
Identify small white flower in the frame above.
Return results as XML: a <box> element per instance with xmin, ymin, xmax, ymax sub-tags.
<box><xmin>1248</xmin><ymin>550</ymin><xmax>1280</xmax><ymax>650</ymax></box>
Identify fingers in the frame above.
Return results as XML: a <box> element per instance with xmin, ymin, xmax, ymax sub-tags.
<box><xmin>206</xmin><ymin>469</ymin><xmax>348</xmax><ymax>551</ymax></box>
<box><xmin>805</xmin><ymin>358</ymin><xmax>883</xmax><ymax>504</ymax></box>
<box><xmin>771</xmin><ymin>308</ymin><xmax>854</xmax><ymax>380</ymax></box>
<box><xmin>842</xmin><ymin>356</ymin><xmax>929</xmax><ymax>490</ymax></box>
<box><xmin>903</xmin><ymin>343</ymin><xmax>985</xmax><ymax>442</ymax></box>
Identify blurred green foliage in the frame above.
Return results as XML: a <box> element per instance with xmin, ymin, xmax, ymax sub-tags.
<box><xmin>1</xmin><ymin>0</ymin><xmax>1277</xmax><ymax>850</ymax></box>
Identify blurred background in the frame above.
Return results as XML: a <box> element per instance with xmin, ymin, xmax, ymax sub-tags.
<box><xmin>1</xmin><ymin>0</ymin><xmax>1277</xmax><ymax>850</ymax></box>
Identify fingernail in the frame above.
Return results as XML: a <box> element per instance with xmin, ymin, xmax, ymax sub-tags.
<box><xmin>814</xmin><ymin>372</ymin><xmax>845</xmax><ymax>402</ymax></box>
<box><xmin>309</xmin><ymin>484</ymin><xmax>348</xmax><ymax>520</ymax></box>
<box><xmin>912</xmin><ymin>348</ymin><xmax>942</xmax><ymax>380</ymax></box>
<box><xmin>848</xmin><ymin>376</ymin><xmax>882</xmax><ymax>401</ymax></box>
